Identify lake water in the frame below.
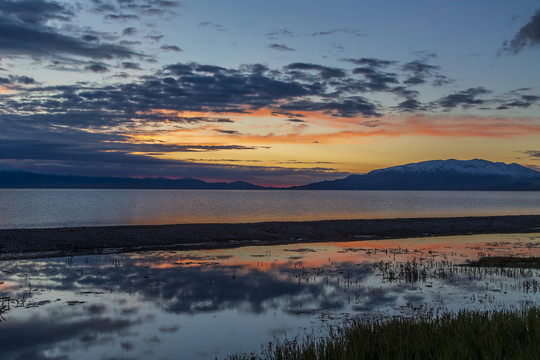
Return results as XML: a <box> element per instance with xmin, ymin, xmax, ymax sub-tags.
<box><xmin>1</xmin><ymin>233</ymin><xmax>539</xmax><ymax>360</ymax></box>
<box><xmin>1</xmin><ymin>189</ymin><xmax>539</xmax><ymax>229</ymax></box>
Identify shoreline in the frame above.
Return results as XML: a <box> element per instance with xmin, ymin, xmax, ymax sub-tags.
<box><xmin>1</xmin><ymin>215</ymin><xmax>539</xmax><ymax>260</ymax></box>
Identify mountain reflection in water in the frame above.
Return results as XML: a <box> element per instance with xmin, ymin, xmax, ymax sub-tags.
<box><xmin>1</xmin><ymin>233</ymin><xmax>539</xmax><ymax>360</ymax></box>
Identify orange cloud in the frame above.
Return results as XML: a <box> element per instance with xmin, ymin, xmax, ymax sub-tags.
<box><xmin>399</xmin><ymin>115</ymin><xmax>540</xmax><ymax>138</ymax></box>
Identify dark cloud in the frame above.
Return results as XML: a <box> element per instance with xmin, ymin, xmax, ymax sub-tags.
<box><xmin>267</xmin><ymin>43</ymin><xmax>295</xmax><ymax>51</ymax></box>
<box><xmin>122</xmin><ymin>27</ymin><xmax>137</xmax><ymax>36</ymax></box>
<box><xmin>0</xmin><ymin>15</ymin><xmax>143</xmax><ymax>61</ymax></box>
<box><xmin>215</xmin><ymin>129</ymin><xmax>240</xmax><ymax>135</ymax></box>
<box><xmin>352</xmin><ymin>67</ymin><xmax>399</xmax><ymax>91</ymax></box>
<box><xmin>402</xmin><ymin>60</ymin><xmax>439</xmax><ymax>74</ymax></box>
<box><xmin>279</xmin><ymin>97</ymin><xmax>380</xmax><ymax>118</ymax></box>
<box><xmin>145</xmin><ymin>33</ymin><xmax>164</xmax><ymax>42</ymax></box>
<box><xmin>396</xmin><ymin>98</ymin><xmax>424</xmax><ymax>112</ymax></box>
<box><xmin>286</xmin><ymin>62</ymin><xmax>346</xmax><ymax>79</ymax></box>
<box><xmin>286</xmin><ymin>118</ymin><xmax>305</xmax><ymax>123</ymax></box>
<box><xmin>266</xmin><ymin>29</ymin><xmax>294</xmax><ymax>39</ymax></box>
<box><xmin>311</xmin><ymin>28</ymin><xmax>365</xmax><ymax>37</ymax></box>
<box><xmin>271</xmin><ymin>111</ymin><xmax>306</xmax><ymax>118</ymax></box>
<box><xmin>0</xmin><ymin>138</ymin><xmax>347</xmax><ymax>185</ymax></box>
<box><xmin>401</xmin><ymin>60</ymin><xmax>451</xmax><ymax>87</ymax></box>
<box><xmin>500</xmin><ymin>10</ymin><xmax>540</xmax><ymax>54</ymax></box>
<box><xmin>403</xmin><ymin>76</ymin><xmax>425</xmax><ymax>85</ymax></box>
<box><xmin>342</xmin><ymin>58</ymin><xmax>396</xmax><ymax>68</ymax></box>
<box><xmin>0</xmin><ymin>0</ymin><xmax>73</xmax><ymax>24</ymax></box>
<box><xmin>523</xmin><ymin>150</ymin><xmax>540</xmax><ymax>158</ymax></box>
<box><xmin>105</xmin><ymin>13</ymin><xmax>139</xmax><ymax>21</ymax></box>
<box><xmin>0</xmin><ymin>317</ymin><xmax>134</xmax><ymax>360</ymax></box>
<box><xmin>93</xmin><ymin>0</ymin><xmax>182</xmax><ymax>19</ymax></box>
<box><xmin>122</xmin><ymin>62</ymin><xmax>142</xmax><ymax>70</ymax></box>
<box><xmin>81</xmin><ymin>34</ymin><xmax>99</xmax><ymax>42</ymax></box>
<box><xmin>0</xmin><ymin>74</ymin><xmax>35</xmax><ymax>85</ymax></box>
<box><xmin>390</xmin><ymin>86</ymin><xmax>419</xmax><ymax>99</ymax></box>
<box><xmin>85</xmin><ymin>62</ymin><xmax>109</xmax><ymax>73</ymax></box>
<box><xmin>359</xmin><ymin>119</ymin><xmax>380</xmax><ymax>128</ymax></box>
<box><xmin>496</xmin><ymin>93</ymin><xmax>540</xmax><ymax>110</ymax></box>
<box><xmin>436</xmin><ymin>87</ymin><xmax>492</xmax><ymax>109</ymax></box>
<box><xmin>160</xmin><ymin>44</ymin><xmax>182</xmax><ymax>52</ymax></box>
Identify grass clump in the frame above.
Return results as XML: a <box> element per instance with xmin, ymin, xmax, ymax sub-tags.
<box><xmin>230</xmin><ymin>307</ymin><xmax>540</xmax><ymax>360</ymax></box>
<box><xmin>466</xmin><ymin>256</ymin><xmax>540</xmax><ymax>268</ymax></box>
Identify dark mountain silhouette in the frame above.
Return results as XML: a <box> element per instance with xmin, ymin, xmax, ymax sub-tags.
<box><xmin>0</xmin><ymin>171</ymin><xmax>266</xmax><ymax>190</ymax></box>
<box><xmin>291</xmin><ymin>159</ymin><xmax>540</xmax><ymax>190</ymax></box>
<box><xmin>1</xmin><ymin>159</ymin><xmax>539</xmax><ymax>190</ymax></box>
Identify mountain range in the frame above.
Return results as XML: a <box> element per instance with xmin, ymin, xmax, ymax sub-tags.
<box><xmin>1</xmin><ymin>159</ymin><xmax>539</xmax><ymax>190</ymax></box>
<box><xmin>290</xmin><ymin>159</ymin><xmax>540</xmax><ymax>190</ymax></box>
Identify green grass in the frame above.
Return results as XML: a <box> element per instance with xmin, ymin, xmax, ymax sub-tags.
<box><xmin>229</xmin><ymin>307</ymin><xmax>540</xmax><ymax>360</ymax></box>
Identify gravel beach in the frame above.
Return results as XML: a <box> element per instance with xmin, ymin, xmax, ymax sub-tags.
<box><xmin>1</xmin><ymin>215</ymin><xmax>539</xmax><ymax>260</ymax></box>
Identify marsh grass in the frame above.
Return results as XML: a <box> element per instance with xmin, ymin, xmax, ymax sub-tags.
<box><xmin>466</xmin><ymin>256</ymin><xmax>540</xmax><ymax>268</ymax></box>
<box><xmin>230</xmin><ymin>307</ymin><xmax>540</xmax><ymax>360</ymax></box>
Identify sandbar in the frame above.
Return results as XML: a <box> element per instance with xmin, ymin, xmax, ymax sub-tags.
<box><xmin>1</xmin><ymin>215</ymin><xmax>539</xmax><ymax>260</ymax></box>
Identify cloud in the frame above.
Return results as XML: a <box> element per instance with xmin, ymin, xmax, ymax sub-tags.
<box><xmin>352</xmin><ymin>67</ymin><xmax>399</xmax><ymax>91</ymax></box>
<box><xmin>105</xmin><ymin>13</ymin><xmax>139</xmax><ymax>21</ymax></box>
<box><xmin>342</xmin><ymin>57</ymin><xmax>396</xmax><ymax>68</ymax></box>
<box><xmin>278</xmin><ymin>97</ymin><xmax>380</xmax><ymax>118</ymax></box>
<box><xmin>122</xmin><ymin>27</ymin><xmax>137</xmax><ymax>36</ymax></box>
<box><xmin>402</xmin><ymin>60</ymin><xmax>439</xmax><ymax>75</ymax></box>
<box><xmin>396</xmin><ymin>98</ymin><xmax>424</xmax><ymax>112</ymax></box>
<box><xmin>0</xmin><ymin>316</ymin><xmax>134</xmax><ymax>360</ymax></box>
<box><xmin>500</xmin><ymin>10</ymin><xmax>540</xmax><ymax>54</ymax></box>
<box><xmin>216</xmin><ymin>129</ymin><xmax>240</xmax><ymax>135</ymax></box>
<box><xmin>0</xmin><ymin>0</ymin><xmax>74</xmax><ymax>25</ymax></box>
<box><xmin>145</xmin><ymin>33</ymin><xmax>164</xmax><ymax>42</ymax></box>
<box><xmin>402</xmin><ymin>60</ymin><xmax>451</xmax><ymax>87</ymax></box>
<box><xmin>266</xmin><ymin>29</ymin><xmax>295</xmax><ymax>40</ymax></box>
<box><xmin>93</xmin><ymin>0</ymin><xmax>182</xmax><ymax>19</ymax></box>
<box><xmin>0</xmin><ymin>138</ymin><xmax>347</xmax><ymax>185</ymax></box>
<box><xmin>285</xmin><ymin>62</ymin><xmax>346</xmax><ymax>79</ymax></box>
<box><xmin>436</xmin><ymin>87</ymin><xmax>492</xmax><ymax>109</ymax></box>
<box><xmin>85</xmin><ymin>62</ymin><xmax>109</xmax><ymax>73</ymax></box>
<box><xmin>198</xmin><ymin>21</ymin><xmax>226</xmax><ymax>32</ymax></box>
<box><xmin>2</xmin><ymin>53</ymin><xmax>537</xmax><ymax>184</ymax></box>
<box><xmin>81</xmin><ymin>34</ymin><xmax>99</xmax><ymax>42</ymax></box>
<box><xmin>0</xmin><ymin>74</ymin><xmax>35</xmax><ymax>85</ymax></box>
<box><xmin>267</xmin><ymin>43</ymin><xmax>295</xmax><ymax>51</ymax></box>
<box><xmin>0</xmin><ymin>15</ymin><xmax>143</xmax><ymax>61</ymax></box>
<box><xmin>160</xmin><ymin>44</ymin><xmax>182</xmax><ymax>52</ymax></box>
<box><xmin>286</xmin><ymin>118</ymin><xmax>305</xmax><ymax>123</ymax></box>
<box><xmin>311</xmin><ymin>28</ymin><xmax>365</xmax><ymax>37</ymax></box>
<box><xmin>121</xmin><ymin>61</ymin><xmax>142</xmax><ymax>70</ymax></box>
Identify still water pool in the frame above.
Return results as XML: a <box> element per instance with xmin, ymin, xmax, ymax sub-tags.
<box><xmin>1</xmin><ymin>233</ymin><xmax>539</xmax><ymax>359</ymax></box>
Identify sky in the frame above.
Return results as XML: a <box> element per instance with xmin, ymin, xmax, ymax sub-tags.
<box><xmin>0</xmin><ymin>0</ymin><xmax>539</xmax><ymax>186</ymax></box>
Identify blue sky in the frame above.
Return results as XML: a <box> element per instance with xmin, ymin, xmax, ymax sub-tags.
<box><xmin>0</xmin><ymin>0</ymin><xmax>539</xmax><ymax>185</ymax></box>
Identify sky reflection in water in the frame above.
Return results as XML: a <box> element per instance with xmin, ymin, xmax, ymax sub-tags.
<box><xmin>1</xmin><ymin>233</ymin><xmax>540</xmax><ymax>360</ymax></box>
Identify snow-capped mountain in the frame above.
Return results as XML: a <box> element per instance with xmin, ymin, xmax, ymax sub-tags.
<box><xmin>292</xmin><ymin>159</ymin><xmax>540</xmax><ymax>190</ymax></box>
<box><xmin>369</xmin><ymin>159</ymin><xmax>539</xmax><ymax>178</ymax></box>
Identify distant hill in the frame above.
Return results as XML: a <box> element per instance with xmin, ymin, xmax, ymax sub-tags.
<box><xmin>0</xmin><ymin>171</ymin><xmax>266</xmax><ymax>190</ymax></box>
<box><xmin>291</xmin><ymin>159</ymin><xmax>540</xmax><ymax>190</ymax></box>
<box><xmin>2</xmin><ymin>159</ymin><xmax>540</xmax><ymax>190</ymax></box>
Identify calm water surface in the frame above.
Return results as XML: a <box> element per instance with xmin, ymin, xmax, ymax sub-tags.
<box><xmin>1</xmin><ymin>189</ymin><xmax>539</xmax><ymax>229</ymax></box>
<box><xmin>1</xmin><ymin>233</ymin><xmax>539</xmax><ymax>359</ymax></box>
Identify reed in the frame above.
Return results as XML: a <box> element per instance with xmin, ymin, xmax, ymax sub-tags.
<box><xmin>229</xmin><ymin>307</ymin><xmax>540</xmax><ymax>360</ymax></box>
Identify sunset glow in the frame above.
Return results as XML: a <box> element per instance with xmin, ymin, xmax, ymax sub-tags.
<box><xmin>0</xmin><ymin>1</ymin><xmax>539</xmax><ymax>185</ymax></box>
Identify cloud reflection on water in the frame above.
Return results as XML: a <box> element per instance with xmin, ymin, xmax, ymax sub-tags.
<box><xmin>0</xmin><ymin>233</ymin><xmax>539</xmax><ymax>360</ymax></box>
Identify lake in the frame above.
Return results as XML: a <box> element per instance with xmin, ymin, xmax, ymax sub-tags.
<box><xmin>1</xmin><ymin>189</ymin><xmax>540</xmax><ymax>229</ymax></box>
<box><xmin>1</xmin><ymin>233</ymin><xmax>539</xmax><ymax>360</ymax></box>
